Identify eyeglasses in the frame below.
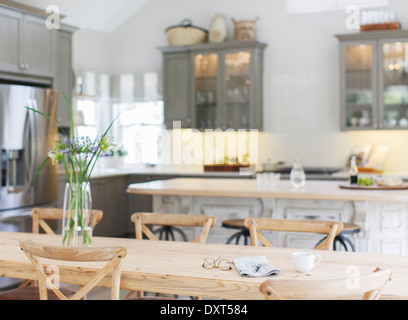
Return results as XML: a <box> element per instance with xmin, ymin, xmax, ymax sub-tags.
<box><xmin>202</xmin><ymin>256</ymin><xmax>232</xmax><ymax>271</ymax></box>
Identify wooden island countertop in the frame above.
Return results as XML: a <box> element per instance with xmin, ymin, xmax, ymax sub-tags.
<box><xmin>127</xmin><ymin>177</ymin><xmax>408</xmax><ymax>202</ymax></box>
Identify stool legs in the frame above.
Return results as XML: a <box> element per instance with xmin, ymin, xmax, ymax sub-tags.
<box><xmin>335</xmin><ymin>234</ymin><xmax>356</xmax><ymax>252</ymax></box>
<box><xmin>153</xmin><ymin>226</ymin><xmax>188</xmax><ymax>241</ymax></box>
<box><xmin>226</xmin><ymin>229</ymin><xmax>250</xmax><ymax>245</ymax></box>
<box><xmin>315</xmin><ymin>234</ymin><xmax>356</xmax><ymax>252</ymax></box>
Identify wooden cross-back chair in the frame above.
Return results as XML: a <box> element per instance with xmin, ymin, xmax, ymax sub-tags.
<box><xmin>15</xmin><ymin>208</ymin><xmax>103</xmax><ymax>290</ymax></box>
<box><xmin>131</xmin><ymin>212</ymin><xmax>217</xmax><ymax>244</ymax></box>
<box><xmin>31</xmin><ymin>207</ymin><xmax>103</xmax><ymax>235</ymax></box>
<box><xmin>244</xmin><ymin>218</ymin><xmax>343</xmax><ymax>250</ymax></box>
<box><xmin>260</xmin><ymin>268</ymin><xmax>392</xmax><ymax>300</ymax></box>
<box><xmin>127</xmin><ymin>212</ymin><xmax>217</xmax><ymax>300</ymax></box>
<box><xmin>17</xmin><ymin>240</ymin><xmax>127</xmax><ymax>300</ymax></box>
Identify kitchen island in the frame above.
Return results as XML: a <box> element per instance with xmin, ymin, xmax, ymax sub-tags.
<box><xmin>127</xmin><ymin>178</ymin><xmax>408</xmax><ymax>255</ymax></box>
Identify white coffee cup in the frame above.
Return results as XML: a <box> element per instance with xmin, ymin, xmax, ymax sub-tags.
<box><xmin>292</xmin><ymin>252</ymin><xmax>321</xmax><ymax>273</ymax></box>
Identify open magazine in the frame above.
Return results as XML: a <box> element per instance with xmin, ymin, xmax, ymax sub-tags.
<box><xmin>233</xmin><ymin>256</ymin><xmax>280</xmax><ymax>278</ymax></box>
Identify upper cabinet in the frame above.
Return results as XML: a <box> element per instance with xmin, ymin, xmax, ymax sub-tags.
<box><xmin>0</xmin><ymin>5</ymin><xmax>76</xmax><ymax>127</ymax></box>
<box><xmin>0</xmin><ymin>7</ymin><xmax>54</xmax><ymax>77</ymax></box>
<box><xmin>159</xmin><ymin>41</ymin><xmax>266</xmax><ymax>130</ymax></box>
<box><xmin>53</xmin><ymin>28</ymin><xmax>75</xmax><ymax>126</ymax></box>
<box><xmin>336</xmin><ymin>30</ymin><xmax>408</xmax><ymax>130</ymax></box>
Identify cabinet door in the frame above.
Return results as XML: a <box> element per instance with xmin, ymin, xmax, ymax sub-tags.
<box><xmin>193</xmin><ymin>52</ymin><xmax>220</xmax><ymax>129</ymax></box>
<box><xmin>340</xmin><ymin>41</ymin><xmax>378</xmax><ymax>130</ymax></box>
<box><xmin>91</xmin><ymin>177</ymin><xmax>129</xmax><ymax>237</ymax></box>
<box><xmin>54</xmin><ymin>30</ymin><xmax>73</xmax><ymax>126</ymax></box>
<box><xmin>163</xmin><ymin>52</ymin><xmax>192</xmax><ymax>128</ymax></box>
<box><xmin>21</xmin><ymin>14</ymin><xmax>54</xmax><ymax>77</ymax></box>
<box><xmin>0</xmin><ymin>8</ymin><xmax>23</xmax><ymax>73</ymax></box>
<box><xmin>379</xmin><ymin>39</ymin><xmax>408</xmax><ymax>129</ymax></box>
<box><xmin>223</xmin><ymin>50</ymin><xmax>253</xmax><ymax>130</ymax></box>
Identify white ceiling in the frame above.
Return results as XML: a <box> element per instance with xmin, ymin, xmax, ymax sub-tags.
<box><xmin>7</xmin><ymin>0</ymin><xmax>150</xmax><ymax>32</ymax></box>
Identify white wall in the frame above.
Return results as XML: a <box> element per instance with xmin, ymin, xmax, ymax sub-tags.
<box><xmin>72</xmin><ymin>0</ymin><xmax>408</xmax><ymax>173</ymax></box>
<box><xmin>73</xmin><ymin>29</ymin><xmax>111</xmax><ymax>73</ymax></box>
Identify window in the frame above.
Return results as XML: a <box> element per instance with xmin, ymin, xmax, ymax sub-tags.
<box><xmin>75</xmin><ymin>99</ymin><xmax>98</xmax><ymax>140</ymax></box>
<box><xmin>112</xmin><ymin>100</ymin><xmax>164</xmax><ymax>164</ymax></box>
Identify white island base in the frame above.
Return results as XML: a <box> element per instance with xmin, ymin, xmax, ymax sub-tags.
<box><xmin>128</xmin><ymin>178</ymin><xmax>408</xmax><ymax>255</ymax></box>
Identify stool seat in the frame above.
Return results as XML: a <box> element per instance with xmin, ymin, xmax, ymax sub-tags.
<box><xmin>222</xmin><ymin>219</ymin><xmax>246</xmax><ymax>229</ymax></box>
<box><xmin>222</xmin><ymin>219</ymin><xmax>250</xmax><ymax>245</ymax></box>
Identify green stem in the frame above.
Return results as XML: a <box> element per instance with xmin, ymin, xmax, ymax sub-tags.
<box><xmin>62</xmin><ymin>182</ymin><xmax>93</xmax><ymax>246</ymax></box>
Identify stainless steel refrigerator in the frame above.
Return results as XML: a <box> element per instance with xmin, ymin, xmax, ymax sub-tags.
<box><xmin>0</xmin><ymin>79</ymin><xmax>58</xmax><ymax>288</ymax></box>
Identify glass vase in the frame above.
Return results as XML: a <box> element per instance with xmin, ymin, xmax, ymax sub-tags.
<box><xmin>62</xmin><ymin>182</ymin><xmax>93</xmax><ymax>247</ymax></box>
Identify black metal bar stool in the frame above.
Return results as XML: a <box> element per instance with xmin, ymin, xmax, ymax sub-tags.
<box><xmin>222</xmin><ymin>219</ymin><xmax>251</xmax><ymax>245</ymax></box>
<box><xmin>153</xmin><ymin>226</ymin><xmax>188</xmax><ymax>241</ymax></box>
<box><xmin>315</xmin><ymin>223</ymin><xmax>361</xmax><ymax>252</ymax></box>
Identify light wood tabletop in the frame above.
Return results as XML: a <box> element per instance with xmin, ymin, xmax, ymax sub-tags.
<box><xmin>0</xmin><ymin>232</ymin><xmax>407</xmax><ymax>299</ymax></box>
<box><xmin>127</xmin><ymin>178</ymin><xmax>408</xmax><ymax>202</ymax></box>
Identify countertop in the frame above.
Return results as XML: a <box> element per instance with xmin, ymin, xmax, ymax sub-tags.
<box><xmin>58</xmin><ymin>164</ymin><xmax>408</xmax><ymax>181</ymax></box>
<box><xmin>58</xmin><ymin>165</ymin><xmax>256</xmax><ymax>180</ymax></box>
<box><xmin>127</xmin><ymin>177</ymin><xmax>408</xmax><ymax>202</ymax></box>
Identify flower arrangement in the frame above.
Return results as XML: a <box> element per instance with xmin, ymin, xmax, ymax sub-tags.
<box><xmin>27</xmin><ymin>93</ymin><xmax>116</xmax><ymax>246</ymax></box>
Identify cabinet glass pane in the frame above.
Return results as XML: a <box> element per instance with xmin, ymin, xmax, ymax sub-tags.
<box><xmin>382</xmin><ymin>41</ymin><xmax>408</xmax><ymax>128</ymax></box>
<box><xmin>225</xmin><ymin>51</ymin><xmax>251</xmax><ymax>129</ymax></box>
<box><xmin>194</xmin><ymin>53</ymin><xmax>218</xmax><ymax>129</ymax></box>
<box><xmin>344</xmin><ymin>45</ymin><xmax>374</xmax><ymax>128</ymax></box>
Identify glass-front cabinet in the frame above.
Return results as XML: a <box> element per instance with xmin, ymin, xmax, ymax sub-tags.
<box><xmin>342</xmin><ymin>42</ymin><xmax>376</xmax><ymax>129</ymax></box>
<box><xmin>337</xmin><ymin>30</ymin><xmax>408</xmax><ymax>130</ymax></box>
<box><xmin>160</xmin><ymin>41</ymin><xmax>266</xmax><ymax>130</ymax></box>
<box><xmin>194</xmin><ymin>52</ymin><xmax>219</xmax><ymax>129</ymax></box>
<box><xmin>224</xmin><ymin>51</ymin><xmax>252</xmax><ymax>129</ymax></box>
<box><xmin>381</xmin><ymin>40</ymin><xmax>408</xmax><ymax>128</ymax></box>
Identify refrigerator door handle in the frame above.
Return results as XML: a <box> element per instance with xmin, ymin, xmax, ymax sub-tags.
<box><xmin>24</xmin><ymin>99</ymin><xmax>37</xmax><ymax>186</ymax></box>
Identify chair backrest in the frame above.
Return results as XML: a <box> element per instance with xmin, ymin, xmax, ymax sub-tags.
<box><xmin>260</xmin><ymin>268</ymin><xmax>392</xmax><ymax>300</ymax></box>
<box><xmin>19</xmin><ymin>240</ymin><xmax>127</xmax><ymax>300</ymax></box>
<box><xmin>130</xmin><ymin>212</ymin><xmax>217</xmax><ymax>244</ymax></box>
<box><xmin>31</xmin><ymin>208</ymin><xmax>103</xmax><ymax>235</ymax></box>
<box><xmin>244</xmin><ymin>218</ymin><xmax>343</xmax><ymax>250</ymax></box>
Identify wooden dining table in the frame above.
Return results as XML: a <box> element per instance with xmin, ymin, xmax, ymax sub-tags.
<box><xmin>0</xmin><ymin>231</ymin><xmax>407</xmax><ymax>300</ymax></box>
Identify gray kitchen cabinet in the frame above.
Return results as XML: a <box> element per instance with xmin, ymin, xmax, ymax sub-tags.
<box><xmin>0</xmin><ymin>5</ymin><xmax>76</xmax><ymax>127</ymax></box>
<box><xmin>21</xmin><ymin>14</ymin><xmax>54</xmax><ymax>77</ymax></box>
<box><xmin>336</xmin><ymin>30</ymin><xmax>408</xmax><ymax>130</ymax></box>
<box><xmin>162</xmin><ymin>52</ymin><xmax>192</xmax><ymax>128</ymax></box>
<box><xmin>0</xmin><ymin>7</ymin><xmax>21</xmax><ymax>73</ymax></box>
<box><xmin>90</xmin><ymin>176</ymin><xmax>129</xmax><ymax>237</ymax></box>
<box><xmin>53</xmin><ymin>27</ymin><xmax>75</xmax><ymax>126</ymax></box>
<box><xmin>0</xmin><ymin>6</ymin><xmax>54</xmax><ymax>77</ymax></box>
<box><xmin>159</xmin><ymin>41</ymin><xmax>266</xmax><ymax>130</ymax></box>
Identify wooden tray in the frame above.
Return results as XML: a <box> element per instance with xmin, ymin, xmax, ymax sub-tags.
<box><xmin>204</xmin><ymin>164</ymin><xmax>249</xmax><ymax>172</ymax></box>
<box><xmin>360</xmin><ymin>22</ymin><xmax>401</xmax><ymax>32</ymax></box>
<box><xmin>339</xmin><ymin>183</ymin><xmax>408</xmax><ymax>190</ymax></box>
